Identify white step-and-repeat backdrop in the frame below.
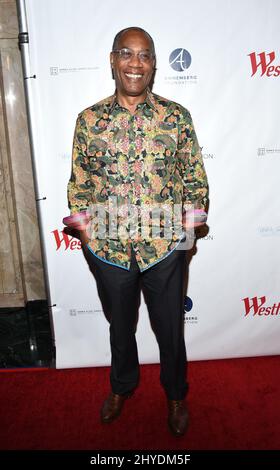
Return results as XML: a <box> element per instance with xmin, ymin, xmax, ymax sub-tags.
<box><xmin>24</xmin><ymin>0</ymin><xmax>280</xmax><ymax>368</ymax></box>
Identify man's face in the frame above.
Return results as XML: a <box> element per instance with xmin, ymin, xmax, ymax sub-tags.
<box><xmin>110</xmin><ymin>30</ymin><xmax>155</xmax><ymax>98</ymax></box>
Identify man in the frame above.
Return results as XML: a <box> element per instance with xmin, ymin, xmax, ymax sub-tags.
<box><xmin>66</xmin><ymin>27</ymin><xmax>208</xmax><ymax>437</ymax></box>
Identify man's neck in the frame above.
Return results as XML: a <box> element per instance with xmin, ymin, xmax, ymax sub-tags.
<box><xmin>116</xmin><ymin>90</ymin><xmax>148</xmax><ymax>114</ymax></box>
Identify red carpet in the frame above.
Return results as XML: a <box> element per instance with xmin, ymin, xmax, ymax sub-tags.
<box><xmin>0</xmin><ymin>356</ymin><xmax>279</xmax><ymax>450</ymax></box>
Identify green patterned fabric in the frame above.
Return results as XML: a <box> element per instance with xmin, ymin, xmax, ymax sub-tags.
<box><xmin>68</xmin><ymin>90</ymin><xmax>208</xmax><ymax>271</ymax></box>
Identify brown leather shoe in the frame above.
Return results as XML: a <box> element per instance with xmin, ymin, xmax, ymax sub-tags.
<box><xmin>168</xmin><ymin>400</ymin><xmax>189</xmax><ymax>437</ymax></box>
<box><xmin>100</xmin><ymin>392</ymin><xmax>132</xmax><ymax>423</ymax></box>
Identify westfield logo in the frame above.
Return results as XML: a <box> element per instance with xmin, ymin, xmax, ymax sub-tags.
<box><xmin>248</xmin><ymin>51</ymin><xmax>280</xmax><ymax>77</ymax></box>
<box><xmin>52</xmin><ymin>229</ymin><xmax>82</xmax><ymax>250</ymax></box>
<box><xmin>242</xmin><ymin>296</ymin><xmax>280</xmax><ymax>316</ymax></box>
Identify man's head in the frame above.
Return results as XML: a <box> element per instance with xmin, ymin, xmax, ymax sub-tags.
<box><xmin>110</xmin><ymin>27</ymin><xmax>156</xmax><ymax>99</ymax></box>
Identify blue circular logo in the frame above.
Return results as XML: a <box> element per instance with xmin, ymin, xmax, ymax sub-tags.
<box><xmin>169</xmin><ymin>48</ymin><xmax>192</xmax><ymax>72</ymax></box>
<box><xmin>184</xmin><ymin>296</ymin><xmax>193</xmax><ymax>313</ymax></box>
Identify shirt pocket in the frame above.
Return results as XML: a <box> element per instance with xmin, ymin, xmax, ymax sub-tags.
<box><xmin>151</xmin><ymin>133</ymin><xmax>177</xmax><ymax>172</ymax></box>
<box><xmin>88</xmin><ymin>138</ymin><xmax>120</xmax><ymax>177</ymax></box>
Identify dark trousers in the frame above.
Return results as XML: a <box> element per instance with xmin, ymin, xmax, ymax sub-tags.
<box><xmin>85</xmin><ymin>245</ymin><xmax>188</xmax><ymax>400</ymax></box>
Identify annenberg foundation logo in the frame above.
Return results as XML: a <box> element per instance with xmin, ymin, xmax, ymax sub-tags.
<box><xmin>165</xmin><ymin>48</ymin><xmax>197</xmax><ymax>85</ymax></box>
<box><xmin>248</xmin><ymin>51</ymin><xmax>280</xmax><ymax>77</ymax></box>
<box><xmin>184</xmin><ymin>296</ymin><xmax>198</xmax><ymax>324</ymax></box>
<box><xmin>169</xmin><ymin>49</ymin><xmax>192</xmax><ymax>72</ymax></box>
<box><xmin>242</xmin><ymin>296</ymin><xmax>280</xmax><ymax>317</ymax></box>
<box><xmin>184</xmin><ymin>296</ymin><xmax>193</xmax><ymax>313</ymax></box>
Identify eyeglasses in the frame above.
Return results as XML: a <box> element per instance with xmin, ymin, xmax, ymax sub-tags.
<box><xmin>112</xmin><ymin>48</ymin><xmax>154</xmax><ymax>63</ymax></box>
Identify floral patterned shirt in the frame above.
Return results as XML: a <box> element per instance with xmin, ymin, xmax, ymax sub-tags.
<box><xmin>67</xmin><ymin>90</ymin><xmax>208</xmax><ymax>271</ymax></box>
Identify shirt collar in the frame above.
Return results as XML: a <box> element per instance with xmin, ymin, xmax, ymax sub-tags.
<box><xmin>108</xmin><ymin>89</ymin><xmax>158</xmax><ymax>114</ymax></box>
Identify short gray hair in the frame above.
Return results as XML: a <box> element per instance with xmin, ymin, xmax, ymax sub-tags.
<box><xmin>112</xmin><ymin>27</ymin><xmax>155</xmax><ymax>55</ymax></box>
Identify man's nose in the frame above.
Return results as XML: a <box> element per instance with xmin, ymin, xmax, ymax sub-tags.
<box><xmin>128</xmin><ymin>52</ymin><xmax>142</xmax><ymax>66</ymax></box>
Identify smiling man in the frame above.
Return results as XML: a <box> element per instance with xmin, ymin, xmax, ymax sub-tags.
<box><xmin>110</xmin><ymin>28</ymin><xmax>155</xmax><ymax>111</ymax></box>
<box><xmin>66</xmin><ymin>27</ymin><xmax>209</xmax><ymax>437</ymax></box>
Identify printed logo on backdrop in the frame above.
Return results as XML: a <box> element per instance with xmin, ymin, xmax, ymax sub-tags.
<box><xmin>257</xmin><ymin>147</ymin><xmax>280</xmax><ymax>156</ymax></box>
<box><xmin>169</xmin><ymin>49</ymin><xmax>192</xmax><ymax>71</ymax></box>
<box><xmin>52</xmin><ymin>230</ymin><xmax>82</xmax><ymax>250</ymax></box>
<box><xmin>165</xmin><ymin>48</ymin><xmax>197</xmax><ymax>86</ymax></box>
<box><xmin>201</xmin><ymin>146</ymin><xmax>215</xmax><ymax>161</ymax></box>
<box><xmin>248</xmin><ymin>51</ymin><xmax>280</xmax><ymax>77</ymax></box>
<box><xmin>69</xmin><ymin>308</ymin><xmax>101</xmax><ymax>316</ymax></box>
<box><xmin>200</xmin><ymin>233</ymin><xmax>213</xmax><ymax>241</ymax></box>
<box><xmin>242</xmin><ymin>296</ymin><xmax>280</xmax><ymax>317</ymax></box>
<box><xmin>50</xmin><ymin>65</ymin><xmax>99</xmax><ymax>76</ymax></box>
<box><xmin>184</xmin><ymin>296</ymin><xmax>198</xmax><ymax>324</ymax></box>
<box><xmin>257</xmin><ymin>226</ymin><xmax>280</xmax><ymax>237</ymax></box>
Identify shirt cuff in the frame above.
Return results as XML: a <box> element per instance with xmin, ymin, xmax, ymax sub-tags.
<box><xmin>62</xmin><ymin>210</ymin><xmax>90</xmax><ymax>230</ymax></box>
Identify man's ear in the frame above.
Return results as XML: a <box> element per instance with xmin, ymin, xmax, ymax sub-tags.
<box><xmin>110</xmin><ymin>52</ymin><xmax>115</xmax><ymax>79</ymax></box>
<box><xmin>110</xmin><ymin>52</ymin><xmax>114</xmax><ymax>68</ymax></box>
